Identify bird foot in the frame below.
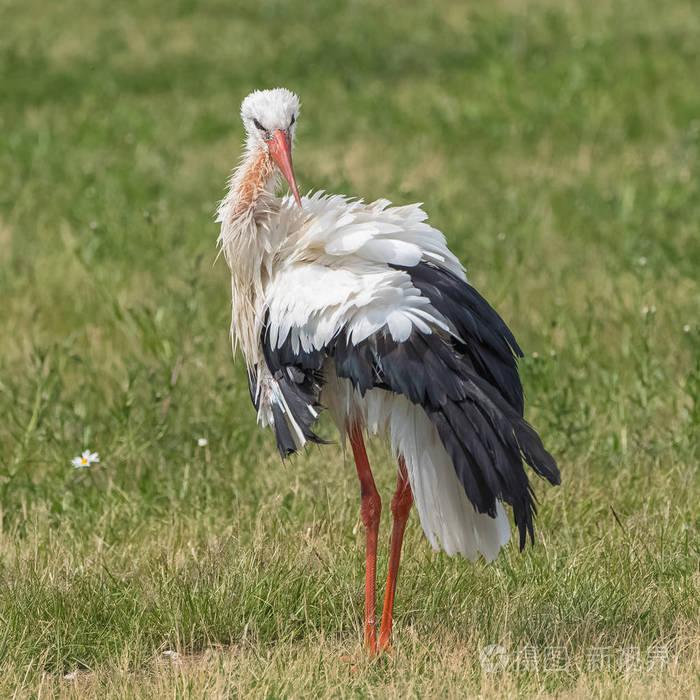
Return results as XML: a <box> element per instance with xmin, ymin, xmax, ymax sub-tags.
<box><xmin>340</xmin><ymin>654</ymin><xmax>359</xmax><ymax>673</ymax></box>
<box><xmin>378</xmin><ymin>640</ymin><xmax>396</xmax><ymax>656</ymax></box>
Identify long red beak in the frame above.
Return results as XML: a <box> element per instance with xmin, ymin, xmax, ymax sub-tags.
<box><xmin>268</xmin><ymin>129</ymin><xmax>302</xmax><ymax>209</ymax></box>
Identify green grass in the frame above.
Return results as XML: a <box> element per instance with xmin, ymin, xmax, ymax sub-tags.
<box><xmin>1</xmin><ymin>0</ymin><xmax>699</xmax><ymax>696</ymax></box>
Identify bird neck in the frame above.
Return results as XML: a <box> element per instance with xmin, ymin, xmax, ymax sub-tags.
<box><xmin>218</xmin><ymin>146</ymin><xmax>278</xmax><ymax>235</ymax></box>
<box><xmin>217</xmin><ymin>145</ymin><xmax>281</xmax><ymax>368</ymax></box>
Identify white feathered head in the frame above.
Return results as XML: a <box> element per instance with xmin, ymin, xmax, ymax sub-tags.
<box><xmin>240</xmin><ymin>88</ymin><xmax>302</xmax><ymax>207</ymax></box>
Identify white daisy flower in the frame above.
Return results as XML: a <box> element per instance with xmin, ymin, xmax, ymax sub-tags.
<box><xmin>72</xmin><ymin>450</ymin><xmax>100</xmax><ymax>468</ymax></box>
<box><xmin>197</xmin><ymin>437</ymin><xmax>208</xmax><ymax>447</ymax></box>
<box><xmin>683</xmin><ymin>324</ymin><xmax>691</xmax><ymax>333</ymax></box>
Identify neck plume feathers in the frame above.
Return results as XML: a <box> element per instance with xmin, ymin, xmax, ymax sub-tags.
<box><xmin>217</xmin><ymin>146</ymin><xmax>280</xmax><ymax>368</ymax></box>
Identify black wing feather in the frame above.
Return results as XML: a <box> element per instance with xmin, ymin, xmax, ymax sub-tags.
<box><xmin>392</xmin><ymin>262</ymin><xmax>525</xmax><ymax>415</ymax></box>
<box><xmin>256</xmin><ymin>262</ymin><xmax>559</xmax><ymax>548</ymax></box>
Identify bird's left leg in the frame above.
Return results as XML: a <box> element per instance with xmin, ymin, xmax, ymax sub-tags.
<box><xmin>348</xmin><ymin>422</ymin><xmax>382</xmax><ymax>657</ymax></box>
<box><xmin>378</xmin><ymin>456</ymin><xmax>413</xmax><ymax>652</ymax></box>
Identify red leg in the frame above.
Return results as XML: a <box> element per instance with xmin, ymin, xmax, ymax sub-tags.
<box><xmin>378</xmin><ymin>456</ymin><xmax>413</xmax><ymax>652</ymax></box>
<box><xmin>348</xmin><ymin>423</ymin><xmax>381</xmax><ymax>657</ymax></box>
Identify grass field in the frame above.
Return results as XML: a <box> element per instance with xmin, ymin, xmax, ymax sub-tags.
<box><xmin>1</xmin><ymin>0</ymin><xmax>699</xmax><ymax>696</ymax></box>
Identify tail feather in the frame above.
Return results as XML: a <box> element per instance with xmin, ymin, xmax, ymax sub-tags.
<box><xmin>377</xmin><ymin>391</ymin><xmax>511</xmax><ymax>562</ymax></box>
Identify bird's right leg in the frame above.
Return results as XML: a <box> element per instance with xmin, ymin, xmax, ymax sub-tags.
<box><xmin>348</xmin><ymin>422</ymin><xmax>381</xmax><ymax>658</ymax></box>
<box><xmin>378</xmin><ymin>456</ymin><xmax>413</xmax><ymax>652</ymax></box>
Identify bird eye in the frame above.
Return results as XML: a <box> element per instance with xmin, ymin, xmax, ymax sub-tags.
<box><xmin>289</xmin><ymin>114</ymin><xmax>295</xmax><ymax>127</ymax></box>
<box><xmin>253</xmin><ymin>118</ymin><xmax>266</xmax><ymax>131</ymax></box>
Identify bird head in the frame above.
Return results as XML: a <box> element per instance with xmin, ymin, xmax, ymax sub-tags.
<box><xmin>241</xmin><ymin>88</ymin><xmax>302</xmax><ymax>208</ymax></box>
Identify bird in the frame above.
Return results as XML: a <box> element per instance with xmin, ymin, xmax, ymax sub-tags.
<box><xmin>216</xmin><ymin>87</ymin><xmax>560</xmax><ymax>657</ymax></box>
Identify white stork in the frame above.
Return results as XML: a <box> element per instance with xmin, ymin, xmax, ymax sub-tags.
<box><xmin>216</xmin><ymin>88</ymin><xmax>560</xmax><ymax>656</ymax></box>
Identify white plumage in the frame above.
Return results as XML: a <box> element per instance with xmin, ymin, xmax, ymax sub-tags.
<box><xmin>216</xmin><ymin>88</ymin><xmax>559</xmax><ymax>655</ymax></box>
<box><xmin>221</xmin><ymin>183</ymin><xmax>509</xmax><ymax>561</ymax></box>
